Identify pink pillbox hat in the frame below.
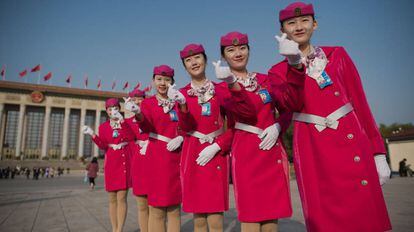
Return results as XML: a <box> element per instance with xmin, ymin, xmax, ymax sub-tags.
<box><xmin>220</xmin><ymin>31</ymin><xmax>249</xmax><ymax>46</ymax></box>
<box><xmin>128</xmin><ymin>89</ymin><xmax>146</xmax><ymax>98</ymax></box>
<box><xmin>180</xmin><ymin>43</ymin><xmax>205</xmax><ymax>59</ymax></box>
<box><xmin>105</xmin><ymin>98</ymin><xmax>120</xmax><ymax>108</ymax></box>
<box><xmin>153</xmin><ymin>64</ymin><xmax>174</xmax><ymax>77</ymax></box>
<box><xmin>279</xmin><ymin>2</ymin><xmax>314</xmax><ymax>22</ymax></box>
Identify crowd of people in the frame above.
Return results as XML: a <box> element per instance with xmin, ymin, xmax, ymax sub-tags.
<box><xmin>80</xmin><ymin>2</ymin><xmax>392</xmax><ymax>232</ymax></box>
<box><xmin>0</xmin><ymin>166</ymin><xmax>68</xmax><ymax>180</ymax></box>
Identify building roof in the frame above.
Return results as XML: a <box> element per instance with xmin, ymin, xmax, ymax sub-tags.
<box><xmin>386</xmin><ymin>128</ymin><xmax>414</xmax><ymax>142</ymax></box>
<box><xmin>0</xmin><ymin>80</ymin><xmax>127</xmax><ymax>100</ymax></box>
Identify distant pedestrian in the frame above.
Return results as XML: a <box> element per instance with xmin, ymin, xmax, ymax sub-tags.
<box><xmin>86</xmin><ymin>157</ymin><xmax>99</xmax><ymax>190</ymax></box>
<box><xmin>399</xmin><ymin>158</ymin><xmax>407</xmax><ymax>177</ymax></box>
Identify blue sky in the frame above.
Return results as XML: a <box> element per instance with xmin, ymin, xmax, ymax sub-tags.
<box><xmin>0</xmin><ymin>0</ymin><xmax>413</xmax><ymax>125</ymax></box>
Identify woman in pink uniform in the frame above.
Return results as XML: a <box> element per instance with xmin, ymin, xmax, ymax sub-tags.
<box><xmin>124</xmin><ymin>88</ymin><xmax>150</xmax><ymax>232</ymax></box>
<box><xmin>219</xmin><ymin>31</ymin><xmax>304</xmax><ymax>232</ymax></box>
<box><xmin>268</xmin><ymin>2</ymin><xmax>392</xmax><ymax>232</ymax></box>
<box><xmin>130</xmin><ymin>65</ymin><xmax>183</xmax><ymax>232</ymax></box>
<box><xmin>83</xmin><ymin>98</ymin><xmax>134</xmax><ymax>232</ymax></box>
<box><xmin>166</xmin><ymin>43</ymin><xmax>255</xmax><ymax>232</ymax></box>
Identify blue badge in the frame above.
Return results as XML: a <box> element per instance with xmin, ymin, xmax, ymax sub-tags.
<box><xmin>112</xmin><ymin>130</ymin><xmax>119</xmax><ymax>138</ymax></box>
<box><xmin>201</xmin><ymin>102</ymin><xmax>211</xmax><ymax>116</ymax></box>
<box><xmin>169</xmin><ymin>109</ymin><xmax>179</xmax><ymax>122</ymax></box>
<box><xmin>318</xmin><ymin>70</ymin><xmax>333</xmax><ymax>89</ymax></box>
<box><xmin>258</xmin><ymin>89</ymin><xmax>272</xmax><ymax>104</ymax></box>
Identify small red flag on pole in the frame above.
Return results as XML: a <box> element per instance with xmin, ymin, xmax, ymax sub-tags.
<box><xmin>31</xmin><ymin>64</ymin><xmax>41</xmax><ymax>72</ymax></box>
<box><xmin>43</xmin><ymin>72</ymin><xmax>52</xmax><ymax>81</ymax></box>
<box><xmin>19</xmin><ymin>69</ymin><xmax>27</xmax><ymax>78</ymax></box>
<box><xmin>0</xmin><ymin>65</ymin><xmax>6</xmax><ymax>80</ymax></box>
<box><xmin>111</xmin><ymin>80</ymin><xmax>116</xmax><ymax>90</ymax></box>
<box><xmin>66</xmin><ymin>75</ymin><xmax>72</xmax><ymax>87</ymax></box>
<box><xmin>122</xmin><ymin>81</ymin><xmax>129</xmax><ymax>90</ymax></box>
<box><xmin>84</xmin><ymin>75</ymin><xmax>88</xmax><ymax>88</ymax></box>
<box><xmin>97</xmin><ymin>79</ymin><xmax>102</xmax><ymax>90</ymax></box>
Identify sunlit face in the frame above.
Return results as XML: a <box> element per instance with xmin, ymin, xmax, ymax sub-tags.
<box><xmin>153</xmin><ymin>75</ymin><xmax>173</xmax><ymax>96</ymax></box>
<box><xmin>131</xmin><ymin>96</ymin><xmax>144</xmax><ymax>106</ymax></box>
<box><xmin>183</xmin><ymin>53</ymin><xmax>206</xmax><ymax>79</ymax></box>
<box><xmin>106</xmin><ymin>106</ymin><xmax>119</xmax><ymax>118</ymax></box>
<box><xmin>222</xmin><ymin>44</ymin><xmax>249</xmax><ymax>71</ymax></box>
<box><xmin>281</xmin><ymin>15</ymin><xmax>317</xmax><ymax>46</ymax></box>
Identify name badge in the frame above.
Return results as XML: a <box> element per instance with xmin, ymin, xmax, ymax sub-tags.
<box><xmin>169</xmin><ymin>109</ymin><xmax>179</xmax><ymax>122</ymax></box>
<box><xmin>317</xmin><ymin>70</ymin><xmax>333</xmax><ymax>89</ymax></box>
<box><xmin>112</xmin><ymin>130</ymin><xmax>119</xmax><ymax>138</ymax></box>
<box><xmin>201</xmin><ymin>102</ymin><xmax>211</xmax><ymax>116</ymax></box>
<box><xmin>258</xmin><ymin>89</ymin><xmax>272</xmax><ymax>104</ymax></box>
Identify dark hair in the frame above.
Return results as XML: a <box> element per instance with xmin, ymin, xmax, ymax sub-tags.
<box><xmin>152</xmin><ymin>74</ymin><xmax>175</xmax><ymax>85</ymax></box>
<box><xmin>91</xmin><ymin>157</ymin><xmax>98</xmax><ymax>163</ymax></box>
<box><xmin>181</xmin><ymin>52</ymin><xmax>208</xmax><ymax>67</ymax></box>
<box><xmin>220</xmin><ymin>44</ymin><xmax>250</xmax><ymax>57</ymax></box>
<box><xmin>280</xmin><ymin>15</ymin><xmax>316</xmax><ymax>28</ymax></box>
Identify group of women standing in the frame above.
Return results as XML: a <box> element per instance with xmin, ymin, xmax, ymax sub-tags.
<box><xmin>82</xmin><ymin>2</ymin><xmax>392</xmax><ymax>232</ymax></box>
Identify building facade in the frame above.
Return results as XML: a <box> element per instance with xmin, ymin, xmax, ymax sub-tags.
<box><xmin>386</xmin><ymin>129</ymin><xmax>414</xmax><ymax>172</ymax></box>
<box><xmin>0</xmin><ymin>80</ymin><xmax>127</xmax><ymax>160</ymax></box>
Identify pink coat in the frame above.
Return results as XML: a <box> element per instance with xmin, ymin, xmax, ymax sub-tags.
<box><xmin>139</xmin><ymin>96</ymin><xmax>182</xmax><ymax>207</ymax></box>
<box><xmin>92</xmin><ymin>120</ymin><xmax>135</xmax><ymax>192</ymax></box>
<box><xmin>268</xmin><ymin>47</ymin><xmax>391</xmax><ymax>232</ymax></box>
<box><xmin>231</xmin><ymin>72</ymin><xmax>303</xmax><ymax>222</ymax></box>
<box><xmin>125</xmin><ymin>117</ymin><xmax>150</xmax><ymax>196</ymax></box>
<box><xmin>178</xmin><ymin>82</ymin><xmax>255</xmax><ymax>213</ymax></box>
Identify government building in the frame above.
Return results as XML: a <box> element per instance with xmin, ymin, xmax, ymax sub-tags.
<box><xmin>0</xmin><ymin>80</ymin><xmax>127</xmax><ymax>161</ymax></box>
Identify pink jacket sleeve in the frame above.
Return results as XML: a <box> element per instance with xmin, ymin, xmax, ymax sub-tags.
<box><xmin>92</xmin><ymin>124</ymin><xmax>108</xmax><ymax>150</ymax></box>
<box><xmin>338</xmin><ymin>47</ymin><xmax>386</xmax><ymax>155</ymax></box>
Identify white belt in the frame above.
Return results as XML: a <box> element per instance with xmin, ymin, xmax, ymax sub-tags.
<box><xmin>149</xmin><ymin>132</ymin><xmax>172</xmax><ymax>143</ymax></box>
<box><xmin>293</xmin><ymin>103</ymin><xmax>353</xmax><ymax>132</ymax></box>
<box><xmin>108</xmin><ymin>142</ymin><xmax>129</xmax><ymax>150</ymax></box>
<box><xmin>188</xmin><ymin>127</ymin><xmax>224</xmax><ymax>144</ymax></box>
<box><xmin>235</xmin><ymin>122</ymin><xmax>263</xmax><ymax>135</ymax></box>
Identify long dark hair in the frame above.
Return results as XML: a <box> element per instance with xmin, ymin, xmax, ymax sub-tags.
<box><xmin>91</xmin><ymin>157</ymin><xmax>98</xmax><ymax>163</ymax></box>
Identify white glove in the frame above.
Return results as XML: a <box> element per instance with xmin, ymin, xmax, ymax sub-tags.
<box><xmin>212</xmin><ymin>60</ymin><xmax>236</xmax><ymax>84</ymax></box>
<box><xmin>123</xmin><ymin>97</ymin><xmax>141</xmax><ymax>114</ymax></box>
<box><xmin>167</xmin><ymin>84</ymin><xmax>186</xmax><ymax>104</ymax></box>
<box><xmin>375</xmin><ymin>154</ymin><xmax>391</xmax><ymax>185</ymax></box>
<box><xmin>275</xmin><ymin>33</ymin><xmax>302</xmax><ymax>65</ymax></box>
<box><xmin>196</xmin><ymin>143</ymin><xmax>221</xmax><ymax>166</ymax></box>
<box><xmin>111</xmin><ymin>110</ymin><xmax>124</xmax><ymax>121</ymax></box>
<box><xmin>82</xmin><ymin>125</ymin><xmax>94</xmax><ymax>136</ymax></box>
<box><xmin>258</xmin><ymin>123</ymin><xmax>281</xmax><ymax>150</ymax></box>
<box><xmin>139</xmin><ymin>140</ymin><xmax>149</xmax><ymax>155</ymax></box>
<box><xmin>167</xmin><ymin>136</ymin><xmax>184</xmax><ymax>151</ymax></box>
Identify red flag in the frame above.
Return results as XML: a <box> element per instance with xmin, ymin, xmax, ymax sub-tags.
<box><xmin>43</xmin><ymin>72</ymin><xmax>52</xmax><ymax>81</ymax></box>
<box><xmin>65</xmin><ymin>75</ymin><xmax>72</xmax><ymax>83</ymax></box>
<box><xmin>111</xmin><ymin>80</ymin><xmax>116</xmax><ymax>90</ymax></box>
<box><xmin>0</xmin><ymin>66</ymin><xmax>5</xmax><ymax>79</ymax></box>
<box><xmin>134</xmin><ymin>82</ymin><xmax>141</xmax><ymax>90</ymax></box>
<box><xmin>19</xmin><ymin>69</ymin><xmax>27</xmax><ymax>78</ymax></box>
<box><xmin>97</xmin><ymin>79</ymin><xmax>102</xmax><ymax>89</ymax></box>
<box><xmin>31</xmin><ymin>64</ymin><xmax>41</xmax><ymax>72</ymax></box>
<box><xmin>122</xmin><ymin>81</ymin><xmax>129</xmax><ymax>90</ymax></box>
<box><xmin>84</xmin><ymin>75</ymin><xmax>88</xmax><ymax>88</ymax></box>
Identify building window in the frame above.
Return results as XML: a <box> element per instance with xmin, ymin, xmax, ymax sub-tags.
<box><xmin>48</xmin><ymin>108</ymin><xmax>64</xmax><ymax>159</ymax></box>
<box><xmin>24</xmin><ymin>106</ymin><xmax>45</xmax><ymax>159</ymax></box>
<box><xmin>83</xmin><ymin>110</ymin><xmax>96</xmax><ymax>158</ymax></box>
<box><xmin>67</xmin><ymin>109</ymin><xmax>80</xmax><ymax>159</ymax></box>
<box><xmin>2</xmin><ymin>105</ymin><xmax>19</xmax><ymax>159</ymax></box>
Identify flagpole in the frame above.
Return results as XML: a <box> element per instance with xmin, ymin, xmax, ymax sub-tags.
<box><xmin>37</xmin><ymin>63</ymin><xmax>41</xmax><ymax>84</ymax></box>
<box><xmin>2</xmin><ymin>65</ymin><xmax>6</xmax><ymax>81</ymax></box>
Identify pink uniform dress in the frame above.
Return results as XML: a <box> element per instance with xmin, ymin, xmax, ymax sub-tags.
<box><xmin>92</xmin><ymin>120</ymin><xmax>135</xmax><ymax>192</ymax></box>
<box><xmin>178</xmin><ymin>81</ymin><xmax>255</xmax><ymax>213</ymax></box>
<box><xmin>268</xmin><ymin>46</ymin><xmax>391</xmax><ymax>232</ymax></box>
<box><xmin>231</xmin><ymin>72</ymin><xmax>304</xmax><ymax>222</ymax></box>
<box><xmin>125</xmin><ymin>117</ymin><xmax>150</xmax><ymax>196</ymax></box>
<box><xmin>138</xmin><ymin>96</ymin><xmax>182</xmax><ymax>207</ymax></box>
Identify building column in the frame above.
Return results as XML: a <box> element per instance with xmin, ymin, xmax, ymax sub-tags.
<box><xmin>15</xmin><ymin>104</ymin><xmax>26</xmax><ymax>159</ymax></box>
<box><xmin>0</xmin><ymin>103</ymin><xmax>4</xmax><ymax>160</ymax></box>
<box><xmin>60</xmin><ymin>107</ymin><xmax>70</xmax><ymax>160</ymax></box>
<box><xmin>78</xmin><ymin>108</ymin><xmax>86</xmax><ymax>158</ymax></box>
<box><xmin>41</xmin><ymin>106</ymin><xmax>51</xmax><ymax>159</ymax></box>
<box><xmin>93</xmin><ymin>110</ymin><xmax>101</xmax><ymax>157</ymax></box>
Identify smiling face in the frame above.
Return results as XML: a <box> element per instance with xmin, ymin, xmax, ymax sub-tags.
<box><xmin>183</xmin><ymin>53</ymin><xmax>207</xmax><ymax>79</ymax></box>
<box><xmin>222</xmin><ymin>44</ymin><xmax>249</xmax><ymax>72</ymax></box>
<box><xmin>131</xmin><ymin>96</ymin><xmax>144</xmax><ymax>106</ymax></box>
<box><xmin>281</xmin><ymin>15</ymin><xmax>317</xmax><ymax>46</ymax></box>
<box><xmin>106</xmin><ymin>106</ymin><xmax>120</xmax><ymax>118</ymax></box>
<box><xmin>153</xmin><ymin>75</ymin><xmax>173</xmax><ymax>96</ymax></box>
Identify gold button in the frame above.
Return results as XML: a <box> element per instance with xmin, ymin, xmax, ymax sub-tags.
<box><xmin>277</xmin><ymin>159</ymin><xmax>282</xmax><ymax>164</ymax></box>
<box><xmin>276</xmin><ymin>142</ymin><xmax>279</xmax><ymax>146</ymax></box>
<box><xmin>334</xmin><ymin>91</ymin><xmax>340</xmax><ymax>96</ymax></box>
<box><xmin>124</xmin><ymin>170</ymin><xmax>126</xmax><ymax>173</ymax></box>
<box><xmin>347</xmin><ymin>134</ymin><xmax>354</xmax><ymax>139</ymax></box>
<box><xmin>354</xmin><ymin>156</ymin><xmax>361</xmax><ymax>162</ymax></box>
<box><xmin>122</xmin><ymin>154</ymin><xmax>125</xmax><ymax>157</ymax></box>
<box><xmin>361</xmin><ymin>180</ymin><xmax>368</xmax><ymax>186</ymax></box>
<box><xmin>123</xmin><ymin>162</ymin><xmax>125</xmax><ymax>165</ymax></box>
<box><xmin>214</xmin><ymin>121</ymin><xmax>218</xmax><ymax>125</ymax></box>
<box><xmin>217</xmin><ymin>165</ymin><xmax>221</xmax><ymax>170</ymax></box>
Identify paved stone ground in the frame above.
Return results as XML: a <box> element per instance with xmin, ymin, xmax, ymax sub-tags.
<box><xmin>0</xmin><ymin>173</ymin><xmax>412</xmax><ymax>232</ymax></box>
